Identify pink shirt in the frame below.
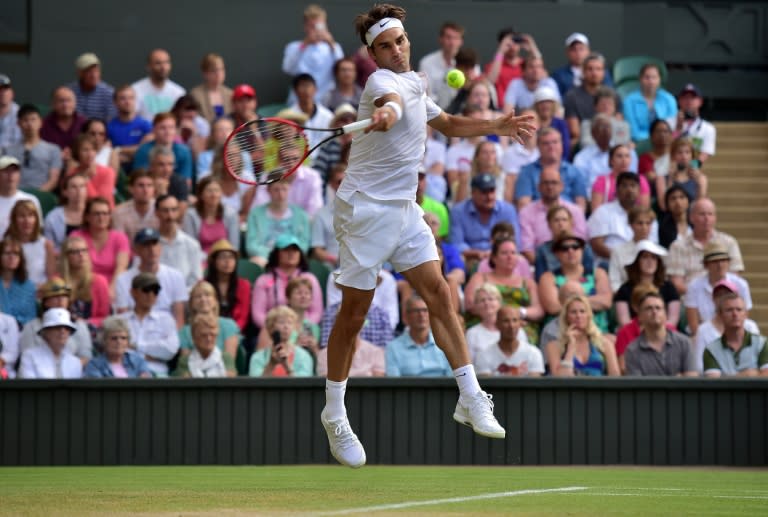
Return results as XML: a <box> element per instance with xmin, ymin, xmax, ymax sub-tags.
<box><xmin>199</xmin><ymin>219</ymin><xmax>228</xmax><ymax>255</ymax></box>
<box><xmin>250</xmin><ymin>269</ymin><xmax>323</xmax><ymax>328</ymax></box>
<box><xmin>591</xmin><ymin>173</ymin><xmax>651</xmax><ymax>204</ymax></box>
<box><xmin>71</xmin><ymin>229</ymin><xmax>130</xmax><ymax>283</ymax></box>
<box><xmin>109</xmin><ymin>361</ymin><xmax>129</xmax><ymax>378</ymax></box>
<box><xmin>518</xmin><ymin>198</ymin><xmax>588</xmax><ymax>253</ymax></box>
<box><xmin>69</xmin><ymin>165</ymin><xmax>117</xmax><ymax>207</ymax></box>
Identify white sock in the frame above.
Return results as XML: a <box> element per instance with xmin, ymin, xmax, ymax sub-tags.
<box><xmin>453</xmin><ymin>364</ymin><xmax>481</xmax><ymax>399</ymax></box>
<box><xmin>325</xmin><ymin>378</ymin><xmax>348</xmax><ymax>420</ymax></box>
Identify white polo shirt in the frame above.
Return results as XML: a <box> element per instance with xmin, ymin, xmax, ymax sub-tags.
<box><xmin>685</xmin><ymin>272</ymin><xmax>752</xmax><ymax>322</ymax></box>
<box><xmin>114</xmin><ymin>264</ymin><xmax>189</xmax><ymax>314</ymax></box>
<box><xmin>474</xmin><ymin>341</ymin><xmax>545</xmax><ymax>376</ymax></box>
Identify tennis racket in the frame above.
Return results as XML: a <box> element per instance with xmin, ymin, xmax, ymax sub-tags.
<box><xmin>223</xmin><ymin>116</ymin><xmax>372</xmax><ymax>185</ymax></box>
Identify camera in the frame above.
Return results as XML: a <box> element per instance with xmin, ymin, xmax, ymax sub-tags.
<box><xmin>315</xmin><ymin>22</ymin><xmax>326</xmax><ymax>31</ymax></box>
<box><xmin>512</xmin><ymin>35</ymin><xmax>525</xmax><ymax>44</ymax></box>
<box><xmin>683</xmin><ymin>110</ymin><xmax>696</xmax><ymax>120</ymax></box>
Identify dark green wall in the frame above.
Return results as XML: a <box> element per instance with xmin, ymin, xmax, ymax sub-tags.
<box><xmin>2</xmin><ymin>378</ymin><xmax>766</xmax><ymax>466</ymax></box>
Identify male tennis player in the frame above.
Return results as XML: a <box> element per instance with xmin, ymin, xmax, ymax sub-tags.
<box><xmin>321</xmin><ymin>3</ymin><xmax>536</xmax><ymax>468</ymax></box>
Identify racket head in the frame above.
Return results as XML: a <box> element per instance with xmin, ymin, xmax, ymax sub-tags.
<box><xmin>223</xmin><ymin>117</ymin><xmax>310</xmax><ymax>185</ymax></box>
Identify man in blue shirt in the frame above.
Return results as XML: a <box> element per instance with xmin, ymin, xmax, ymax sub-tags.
<box><xmin>385</xmin><ymin>295</ymin><xmax>452</xmax><ymax>376</ymax></box>
<box><xmin>69</xmin><ymin>53</ymin><xmax>116</xmax><ymax>122</ymax></box>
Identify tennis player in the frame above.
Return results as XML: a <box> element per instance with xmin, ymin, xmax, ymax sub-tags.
<box><xmin>321</xmin><ymin>3</ymin><xmax>537</xmax><ymax>468</ymax></box>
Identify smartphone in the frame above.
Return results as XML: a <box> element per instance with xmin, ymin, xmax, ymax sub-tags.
<box><xmin>512</xmin><ymin>35</ymin><xmax>525</xmax><ymax>43</ymax></box>
<box><xmin>315</xmin><ymin>22</ymin><xmax>326</xmax><ymax>31</ymax></box>
<box><xmin>690</xmin><ymin>159</ymin><xmax>701</xmax><ymax>169</ymax></box>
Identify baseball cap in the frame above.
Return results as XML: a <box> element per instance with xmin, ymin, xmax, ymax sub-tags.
<box><xmin>40</xmin><ymin>278</ymin><xmax>72</xmax><ymax>300</ymax></box>
<box><xmin>625</xmin><ymin>240</ymin><xmax>668</xmax><ymax>266</ymax></box>
<box><xmin>552</xmin><ymin>233</ymin><xmax>586</xmax><ymax>251</ymax></box>
<box><xmin>0</xmin><ymin>156</ymin><xmax>20</xmax><ymax>169</ymax></box>
<box><xmin>713</xmin><ymin>279</ymin><xmax>739</xmax><ymax>295</ymax></box>
<box><xmin>274</xmin><ymin>234</ymin><xmax>302</xmax><ymax>250</ymax></box>
<box><xmin>131</xmin><ymin>272</ymin><xmax>161</xmax><ymax>291</ymax></box>
<box><xmin>75</xmin><ymin>52</ymin><xmax>101</xmax><ymax>71</ymax></box>
<box><xmin>678</xmin><ymin>83</ymin><xmax>702</xmax><ymax>97</ymax></box>
<box><xmin>703</xmin><ymin>240</ymin><xmax>730</xmax><ymax>263</ymax></box>
<box><xmin>134</xmin><ymin>227</ymin><xmax>161</xmax><ymax>245</ymax></box>
<box><xmin>565</xmin><ymin>32</ymin><xmax>589</xmax><ymax>47</ymax></box>
<box><xmin>471</xmin><ymin>173</ymin><xmax>496</xmax><ymax>191</ymax></box>
<box><xmin>0</xmin><ymin>74</ymin><xmax>11</xmax><ymax>87</ymax></box>
<box><xmin>232</xmin><ymin>84</ymin><xmax>256</xmax><ymax>100</ymax></box>
<box><xmin>38</xmin><ymin>308</ymin><xmax>77</xmax><ymax>335</ymax></box>
<box><xmin>332</xmin><ymin>102</ymin><xmax>357</xmax><ymax>124</ymax></box>
<box><xmin>533</xmin><ymin>86</ymin><xmax>559</xmax><ymax>104</ymax></box>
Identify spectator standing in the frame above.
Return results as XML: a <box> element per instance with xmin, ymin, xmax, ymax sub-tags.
<box><xmin>40</xmin><ymin>86</ymin><xmax>86</xmax><ymax>155</ymax></box>
<box><xmin>131</xmin><ymin>49</ymin><xmax>186</xmax><ymax>121</ymax></box>
<box><xmin>113</xmin><ymin>169</ymin><xmax>158</xmax><ymax>242</ymax></box>
<box><xmin>68</xmin><ymin>52</ymin><xmax>116</xmax><ymax>122</ymax></box>
<box><xmin>106</xmin><ymin>85</ymin><xmax>153</xmax><ymax>170</ymax></box>
<box><xmin>83</xmin><ymin>316</ymin><xmax>153</xmax><ymax>378</ymax></box>
<box><xmin>675</xmin><ymin>83</ymin><xmax>716</xmax><ymax>162</ymax></box>
<box><xmin>156</xmin><ymin>194</ymin><xmax>203</xmax><ymax>289</ymax></box>
<box><xmin>189</xmin><ymin>53</ymin><xmax>233</xmax><ymax>123</ymax></box>
<box><xmin>18</xmin><ymin>308</ymin><xmax>82</xmax><ymax>379</ymax></box>
<box><xmin>622</xmin><ymin>63</ymin><xmax>677</xmax><ymax>142</ymax></box>
<box><xmin>7</xmin><ymin>104</ymin><xmax>62</xmax><ymax>192</ymax></box>
<box><xmin>474</xmin><ymin>306</ymin><xmax>544</xmax><ymax>377</ymax></box>
<box><xmin>0</xmin><ymin>237</ymin><xmax>36</xmax><ymax>327</ymax></box>
<box><xmin>0</xmin><ymin>74</ymin><xmax>21</xmax><ymax>147</ymax></box>
<box><xmin>204</xmin><ymin>239</ymin><xmax>250</xmax><ymax>331</ymax></box>
<box><xmin>58</xmin><ymin>235</ymin><xmax>111</xmax><ymax>329</ymax></box>
<box><xmin>173</xmin><ymin>313</ymin><xmax>236</xmax><ymax>378</ymax></box>
<box><xmin>484</xmin><ymin>28</ymin><xmax>540</xmax><ymax>109</ymax></box>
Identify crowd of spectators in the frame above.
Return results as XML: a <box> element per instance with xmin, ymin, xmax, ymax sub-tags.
<box><xmin>0</xmin><ymin>5</ymin><xmax>765</xmax><ymax>381</ymax></box>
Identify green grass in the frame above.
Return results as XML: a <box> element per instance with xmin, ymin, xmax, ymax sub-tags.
<box><xmin>0</xmin><ymin>466</ymin><xmax>766</xmax><ymax>516</ymax></box>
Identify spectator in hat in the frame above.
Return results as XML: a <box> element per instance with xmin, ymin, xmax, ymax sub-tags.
<box><xmin>532</xmin><ymin>86</ymin><xmax>570</xmax><ymax>158</ymax></box>
<box><xmin>685</xmin><ymin>241</ymin><xmax>752</xmax><ymax>336</ymax></box>
<box><xmin>564</xmin><ymin>53</ymin><xmax>622</xmax><ymax>144</ymax></box>
<box><xmin>106</xmin><ymin>85</ymin><xmax>153</xmax><ymax>170</ymax></box>
<box><xmin>322</xmin><ymin>57</ymin><xmax>362</xmax><ymax>111</ymax></box>
<box><xmin>533</xmin><ymin>205</ymin><xmax>596</xmax><ymax>282</ymax></box>
<box><xmin>449</xmin><ymin>172</ymin><xmax>521</xmax><ymax>271</ymax></box>
<box><xmin>289</xmin><ymin>73</ymin><xmax>334</xmax><ymax>152</ymax></box>
<box><xmin>502</xmin><ymin>55</ymin><xmax>561</xmax><ymax>114</ymax></box>
<box><xmin>7</xmin><ymin>104</ymin><xmax>62</xmax><ymax>193</ymax></box>
<box><xmin>674</xmin><ymin>83</ymin><xmax>716</xmax><ymax>162</ymax></box>
<box><xmin>174</xmin><ymin>313</ymin><xmax>236</xmax><ymax>378</ymax></box>
<box><xmin>189</xmin><ymin>53</ymin><xmax>233</xmax><ymax>123</ymax></box>
<box><xmin>114</xmin><ymin>228</ymin><xmax>188</xmax><ymax>329</ymax></box>
<box><xmin>68</xmin><ymin>52</ymin><xmax>116</xmax><ymax>122</ymax></box>
<box><xmin>117</xmin><ymin>272</ymin><xmax>180</xmax><ymax>376</ymax></box>
<box><xmin>0</xmin><ymin>236</ymin><xmax>37</xmax><ymax>327</ymax></box>
<box><xmin>694</xmin><ymin>281</ymin><xmax>760</xmax><ymax>373</ymax></box>
<box><xmin>83</xmin><ymin>316</ymin><xmax>153</xmax><ymax>378</ymax></box>
<box><xmin>132</xmin><ymin>112</ymin><xmax>193</xmax><ymax>181</ymax></box>
<box><xmin>228</xmin><ymin>84</ymin><xmax>259</xmax><ymax>128</ymax></box>
<box><xmin>131</xmin><ymin>49</ymin><xmax>186</xmax><ymax>121</ymax></box>
<box><xmin>204</xmin><ymin>239</ymin><xmax>251</xmax><ymax>331</ymax></box>
<box><xmin>552</xmin><ymin>32</ymin><xmax>614</xmax><ymax>98</ymax></box>
<box><xmin>18</xmin><ymin>308</ymin><xmax>82</xmax><ymax>379</ymax></box>
<box><xmin>113</xmin><ymin>168</ymin><xmax>158</xmax><ymax>242</ymax></box>
<box><xmin>156</xmin><ymin>194</ymin><xmax>203</xmax><ymax>289</ymax></box>
<box><xmin>40</xmin><ymin>86</ymin><xmax>87</xmax><ymax>155</ymax></box>
<box><xmin>622</xmin><ymin>63</ymin><xmax>677</xmax><ymax>142</ymax></box>
<box><xmin>0</xmin><ymin>74</ymin><xmax>22</xmax><ymax>147</ymax></box>
<box><xmin>703</xmin><ymin>293</ymin><xmax>768</xmax><ymax>378</ymax></box>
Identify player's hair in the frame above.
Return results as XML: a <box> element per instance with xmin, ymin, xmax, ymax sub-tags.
<box><xmin>200</xmin><ymin>52</ymin><xmax>224</xmax><ymax>72</ymax></box>
<box><xmin>354</xmin><ymin>3</ymin><xmax>407</xmax><ymax>46</ymax></box>
<box><xmin>440</xmin><ymin>21</ymin><xmax>464</xmax><ymax>37</ymax></box>
<box><xmin>556</xmin><ymin>294</ymin><xmax>604</xmax><ymax>352</ymax></box>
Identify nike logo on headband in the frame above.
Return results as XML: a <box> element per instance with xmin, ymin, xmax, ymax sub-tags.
<box><xmin>379</xmin><ymin>20</ymin><xmax>390</xmax><ymax>28</ymax></box>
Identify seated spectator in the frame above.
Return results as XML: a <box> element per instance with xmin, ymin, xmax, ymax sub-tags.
<box><xmin>320</xmin><ymin>302</ymin><xmax>393</xmax><ymax>349</ymax></box>
<box><xmin>514</xmin><ymin>128</ymin><xmax>587</xmax><ymax>212</ymax></box>
<box><xmin>454</xmin><ymin>141</ymin><xmax>504</xmax><ymax>203</ymax></box>
<box><xmin>83</xmin><ymin>316</ymin><xmax>153</xmax><ymax>378</ymax></box>
<box><xmin>5</xmin><ymin>199</ymin><xmax>56</xmax><ymax>286</ymax></box>
<box><xmin>156</xmin><ymin>194</ymin><xmax>203</xmax><ymax>289</ymax></box>
<box><xmin>19</xmin><ymin>278</ymin><xmax>92</xmax><ymax>366</ymax></box>
<box><xmin>40</xmin><ymin>86</ymin><xmax>86</xmax><ymax>155</ymax></box>
<box><xmin>322</xmin><ymin>57</ymin><xmax>362</xmax><ymax>111</ymax></box>
<box><xmin>67</xmin><ymin>134</ymin><xmax>117</xmax><ymax>207</ymax></box>
<box><xmin>444</xmin><ymin>105</ymin><xmax>497</xmax><ymax>195</ymax></box>
<box><xmin>249</xmin><ymin>306</ymin><xmax>314</xmax><ymax>377</ymax></box>
<box><xmin>564</xmin><ymin>53</ymin><xmax>620</xmax><ymax>144</ymax></box>
<box><xmin>686</xmin><ymin>241</ymin><xmax>752</xmax><ymax>336</ymax></box>
<box><xmin>289</xmin><ymin>73</ymin><xmax>333</xmax><ymax>152</ymax></box>
<box><xmin>674</xmin><ymin>83</ymin><xmax>716</xmax><ymax>162</ymax></box>
<box><xmin>7</xmin><ymin>104</ymin><xmax>62</xmax><ymax>192</ymax></box>
<box><xmin>638</xmin><ymin>119</ymin><xmax>672</xmax><ymax>190</ymax></box>
<box><xmin>171</xmin><ymin>94</ymin><xmax>210</xmax><ymax>158</ymax></box>
<box><xmin>578</xmin><ymin>87</ymin><xmax>631</xmax><ymax>149</ymax></box>
<box><xmin>614</xmin><ymin>240</ymin><xmax>680</xmax><ymax>329</ymax></box>
<box><xmin>251</xmin><ymin>234</ymin><xmax>323</xmax><ymax>330</ymax></box>
<box><xmin>539</xmin><ymin>280</ymin><xmax>585</xmax><ymax>349</ymax></box>
<box><xmin>182</xmin><ymin>176</ymin><xmax>240</xmax><ymax>256</ymax></box>
<box><xmin>385</xmin><ymin>295</ymin><xmax>452</xmax><ymax>377</ymax></box>
<box><xmin>207</xmin><ymin>148</ymin><xmax>250</xmax><ymax>218</ymax></box>
<box><xmin>0</xmin><ymin>309</ymin><xmax>20</xmax><ymax>378</ymax></box>
<box><xmin>446</xmin><ymin>75</ymin><xmax>501</xmax><ymax>123</ymax></box>
<box><xmin>82</xmin><ymin>118</ymin><xmax>120</xmax><ymax>171</ymax></box>
<box><xmin>132</xmin><ymin>113</ymin><xmax>193</xmax><ymax>181</ymax></box>
<box><xmin>589</xmin><ymin>145</ymin><xmax>647</xmax><ymax>211</ymax></box>
<box><xmin>148</xmin><ymin>146</ymin><xmax>189</xmax><ymax>215</ymax></box>
<box><xmin>703</xmin><ymin>294</ymin><xmax>768</xmax><ymax>378</ymax></box>
<box><xmin>326</xmin><ymin>269</ymin><xmax>399</xmax><ymax>333</ymax></box>
<box><xmin>624</xmin><ymin>290</ymin><xmax>697</xmax><ymax>376</ymax></box>
<box><xmin>228</xmin><ymin>83</ymin><xmax>259</xmax><ymax>128</ymax></box>
<box><xmin>265</xmin><ymin>276</ymin><xmax>322</xmax><ymax>360</ymax></box>
<box><xmin>174</xmin><ymin>313</ymin><xmax>236</xmax><ymax>378</ymax></box>
<box><xmin>614</xmin><ymin>283</ymin><xmax>664</xmax><ymax>371</ymax></box>
<box><xmin>59</xmin><ymin>235</ymin><xmax>111</xmax><ymax>329</ymax></box>
<box><xmin>667</xmin><ymin>198</ymin><xmax>743</xmax><ymax>295</ymax></box>
<box><xmin>502</xmin><ymin>55</ymin><xmax>560</xmax><ymax>114</ymax></box>
<box><xmin>0</xmin><ymin>74</ymin><xmax>21</xmax><ymax>148</ymax></box>
<box><xmin>117</xmin><ymin>272</ymin><xmax>180</xmax><ymax>376</ymax></box>
<box><xmin>311</xmin><ymin>164</ymin><xmax>346</xmax><ymax>268</ymax></box>
<box><xmin>532</xmin><ymin>86</ymin><xmax>570</xmax><ymax>158</ymax></box>
<box><xmin>694</xmin><ymin>281</ymin><xmax>760</xmax><ymax>373</ymax></box>
<box><xmin>113</xmin><ymin>169</ymin><xmax>158</xmax><ymax>242</ymax></box>
<box><xmin>115</xmin><ymin>228</ymin><xmax>188</xmax><ymax>327</ymax></box>
<box><xmin>18</xmin><ymin>308</ymin><xmax>82</xmax><ymax>379</ymax></box>
<box><xmin>656</xmin><ymin>137</ymin><xmax>707</xmax><ymax>210</ymax></box>
<box><xmin>0</xmin><ymin>156</ymin><xmax>41</xmax><ymax>237</ymax></box>
<box><xmin>534</xmin><ymin>205</ymin><xmax>596</xmax><ymax>282</ymax></box>
<box><xmin>539</xmin><ymin>234</ymin><xmax>612</xmax><ymax>333</ymax></box>
<box><xmin>500</xmin><ymin>109</ymin><xmax>540</xmax><ymax>201</ymax></box>
<box><xmin>131</xmin><ymin>49</ymin><xmax>186</xmax><ymax>121</ymax></box>
<box><xmin>71</xmin><ymin>197</ymin><xmax>130</xmax><ymax>294</ymax></box>
<box><xmin>552</xmin><ymin>32</ymin><xmax>612</xmax><ymax>98</ymax></box>
<box><xmin>417</xmin><ymin>169</ymin><xmax>450</xmax><ymax>241</ymax></box>
<box><xmin>544</xmin><ymin>294</ymin><xmax>620</xmax><ymax>376</ymax></box>
<box><xmin>245</xmin><ymin>181</ymin><xmax>310</xmax><ymax>268</ymax></box>
<box><xmin>313</xmin><ymin>107</ymin><xmax>355</xmax><ymax>187</ymax></box>
<box><xmin>69</xmin><ymin>53</ymin><xmax>116</xmax><ymax>122</ymax></box>
<box><xmin>465</xmin><ymin>283</ymin><xmax>503</xmax><ymax>361</ymax></box>
<box><xmin>316</xmin><ymin>335</ymin><xmax>385</xmax><ymax>377</ymax></box>
<box><xmin>519</xmin><ymin>166</ymin><xmax>587</xmax><ymax>264</ymax></box>
<box><xmin>475</xmin><ymin>306</ymin><xmax>544</xmax><ymax>377</ymax></box>
<box><xmin>107</xmin><ymin>85</ymin><xmax>153</xmax><ymax>169</ymax></box>
<box><xmin>588</xmin><ymin>172</ymin><xmax>658</xmax><ymax>267</ymax></box>
<box><xmin>423</xmin><ymin>212</ymin><xmax>465</xmax><ymax>304</ymax></box>
<box><xmin>464</xmin><ymin>237</ymin><xmax>543</xmax><ymax>343</ymax></box>
<box><xmin>196</xmin><ymin>117</ymin><xmax>245</xmax><ymax>181</ymax></box>
<box><xmin>658</xmin><ymin>185</ymin><xmax>691</xmax><ymax>249</ymax></box>
<box><xmin>189</xmin><ymin>52</ymin><xmax>233</xmax><ymax>123</ymax></box>
<box><xmin>179</xmin><ymin>281</ymin><xmax>240</xmax><ymax>360</ymax></box>
<box><xmin>622</xmin><ymin>63</ymin><xmax>677</xmax><ymax>142</ymax></box>
<box><xmin>0</xmin><ymin>237</ymin><xmax>36</xmax><ymax>327</ymax></box>
<box><xmin>204</xmin><ymin>239</ymin><xmax>249</xmax><ymax>331</ymax></box>
<box><xmin>608</xmin><ymin>206</ymin><xmax>658</xmax><ymax>292</ymax></box>
<box><xmin>44</xmin><ymin>172</ymin><xmax>87</xmax><ymax>252</ymax></box>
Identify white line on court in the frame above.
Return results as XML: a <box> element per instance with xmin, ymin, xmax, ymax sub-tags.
<box><xmin>316</xmin><ymin>486</ymin><xmax>589</xmax><ymax>515</ymax></box>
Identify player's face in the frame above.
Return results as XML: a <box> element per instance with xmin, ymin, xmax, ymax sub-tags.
<box><xmin>369</xmin><ymin>28</ymin><xmax>411</xmax><ymax>74</ymax></box>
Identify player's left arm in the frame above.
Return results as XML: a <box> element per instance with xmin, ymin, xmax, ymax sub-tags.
<box><xmin>428</xmin><ymin>109</ymin><xmax>536</xmax><ymax>144</ymax></box>
<box><xmin>366</xmin><ymin>93</ymin><xmax>403</xmax><ymax>133</ymax></box>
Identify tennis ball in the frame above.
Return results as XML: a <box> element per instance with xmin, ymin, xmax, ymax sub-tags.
<box><xmin>446</xmin><ymin>69</ymin><xmax>465</xmax><ymax>89</ymax></box>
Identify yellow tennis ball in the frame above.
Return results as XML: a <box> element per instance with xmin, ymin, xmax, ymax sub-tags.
<box><xmin>446</xmin><ymin>69</ymin><xmax>465</xmax><ymax>89</ymax></box>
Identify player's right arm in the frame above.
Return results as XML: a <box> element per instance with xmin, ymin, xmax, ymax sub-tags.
<box><xmin>365</xmin><ymin>93</ymin><xmax>403</xmax><ymax>133</ymax></box>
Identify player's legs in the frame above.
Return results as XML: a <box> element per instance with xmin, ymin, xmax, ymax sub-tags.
<box><xmin>326</xmin><ymin>286</ymin><xmax>375</xmax><ymax>381</ymax></box>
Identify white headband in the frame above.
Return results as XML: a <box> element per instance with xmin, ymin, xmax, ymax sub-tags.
<box><xmin>365</xmin><ymin>17</ymin><xmax>404</xmax><ymax>46</ymax></box>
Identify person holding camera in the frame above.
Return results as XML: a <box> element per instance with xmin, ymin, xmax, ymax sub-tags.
<box><xmin>655</xmin><ymin>137</ymin><xmax>707</xmax><ymax>211</ymax></box>
<box><xmin>675</xmin><ymin>84</ymin><xmax>716</xmax><ymax>163</ymax></box>
<box><xmin>249</xmin><ymin>306</ymin><xmax>314</xmax><ymax>377</ymax></box>
<box><xmin>484</xmin><ymin>28</ymin><xmax>541</xmax><ymax>111</ymax></box>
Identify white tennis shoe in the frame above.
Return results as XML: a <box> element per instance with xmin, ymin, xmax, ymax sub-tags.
<box><xmin>453</xmin><ymin>391</ymin><xmax>506</xmax><ymax>439</ymax></box>
<box><xmin>321</xmin><ymin>408</ymin><xmax>367</xmax><ymax>468</ymax></box>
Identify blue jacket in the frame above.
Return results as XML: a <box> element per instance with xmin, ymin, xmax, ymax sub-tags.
<box><xmin>622</xmin><ymin>89</ymin><xmax>678</xmax><ymax>141</ymax></box>
<box><xmin>83</xmin><ymin>350</ymin><xmax>153</xmax><ymax>378</ymax></box>
<box><xmin>551</xmin><ymin>66</ymin><xmax>613</xmax><ymax>98</ymax></box>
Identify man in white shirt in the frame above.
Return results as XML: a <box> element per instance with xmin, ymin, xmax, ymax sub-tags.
<box><xmin>131</xmin><ymin>49</ymin><xmax>186</xmax><ymax>120</ymax></box>
<box><xmin>475</xmin><ymin>306</ymin><xmax>544</xmax><ymax>377</ymax></box>
<box><xmin>155</xmin><ymin>194</ymin><xmax>203</xmax><ymax>288</ymax></box>
<box><xmin>18</xmin><ymin>308</ymin><xmax>82</xmax><ymax>379</ymax></box>
<box><xmin>0</xmin><ymin>156</ymin><xmax>41</xmax><ymax>236</ymax></box>
<box><xmin>114</xmin><ymin>227</ymin><xmax>188</xmax><ymax>328</ymax></box>
<box><xmin>288</xmin><ymin>74</ymin><xmax>334</xmax><ymax>152</ymax></box>
<box><xmin>676</xmin><ymin>84</ymin><xmax>716</xmax><ymax>163</ymax></box>
<box><xmin>418</xmin><ymin>21</ymin><xmax>466</xmax><ymax>109</ymax></box>
<box><xmin>503</xmin><ymin>55</ymin><xmax>561</xmax><ymax>113</ymax></box>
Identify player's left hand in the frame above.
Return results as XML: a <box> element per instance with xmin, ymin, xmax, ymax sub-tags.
<box><xmin>495</xmin><ymin>109</ymin><xmax>537</xmax><ymax>145</ymax></box>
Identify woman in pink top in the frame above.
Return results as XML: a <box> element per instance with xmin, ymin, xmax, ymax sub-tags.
<box><xmin>70</xmin><ymin>197</ymin><xmax>130</xmax><ymax>299</ymax></box>
<box><xmin>67</xmin><ymin>134</ymin><xmax>117</xmax><ymax>208</ymax></box>
<box><xmin>590</xmin><ymin>144</ymin><xmax>651</xmax><ymax>211</ymax></box>
<box><xmin>182</xmin><ymin>176</ymin><xmax>240</xmax><ymax>256</ymax></box>
<box><xmin>59</xmin><ymin>234</ymin><xmax>111</xmax><ymax>328</ymax></box>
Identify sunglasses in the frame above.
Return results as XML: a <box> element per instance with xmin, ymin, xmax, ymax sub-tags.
<box><xmin>556</xmin><ymin>244</ymin><xmax>582</xmax><ymax>252</ymax></box>
<box><xmin>141</xmin><ymin>286</ymin><xmax>161</xmax><ymax>295</ymax></box>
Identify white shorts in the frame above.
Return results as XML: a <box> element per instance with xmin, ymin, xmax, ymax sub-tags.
<box><xmin>333</xmin><ymin>191</ymin><xmax>439</xmax><ymax>290</ymax></box>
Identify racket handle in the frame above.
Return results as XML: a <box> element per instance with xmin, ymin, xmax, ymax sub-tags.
<box><xmin>341</xmin><ymin>118</ymin><xmax>373</xmax><ymax>134</ymax></box>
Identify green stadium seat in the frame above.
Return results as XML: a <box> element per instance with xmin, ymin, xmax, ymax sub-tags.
<box><xmin>237</xmin><ymin>258</ymin><xmax>263</xmax><ymax>284</ymax></box>
<box><xmin>308</xmin><ymin>258</ymin><xmax>332</xmax><ymax>304</ymax></box>
<box><xmin>613</xmin><ymin>55</ymin><xmax>668</xmax><ymax>86</ymax></box>
<box><xmin>616</xmin><ymin>80</ymin><xmax>640</xmax><ymax>100</ymax></box>
<box><xmin>20</xmin><ymin>187</ymin><xmax>58</xmax><ymax>217</ymax></box>
<box><xmin>257</xmin><ymin>103</ymin><xmax>288</xmax><ymax>118</ymax></box>
<box><xmin>235</xmin><ymin>344</ymin><xmax>248</xmax><ymax>376</ymax></box>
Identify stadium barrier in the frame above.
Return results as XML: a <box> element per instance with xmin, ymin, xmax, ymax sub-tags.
<box><xmin>1</xmin><ymin>378</ymin><xmax>765</xmax><ymax>466</ymax></box>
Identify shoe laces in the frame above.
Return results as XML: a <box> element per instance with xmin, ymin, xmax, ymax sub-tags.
<box><xmin>331</xmin><ymin>418</ymin><xmax>359</xmax><ymax>449</ymax></box>
<box><xmin>470</xmin><ymin>391</ymin><xmax>495</xmax><ymax>417</ymax></box>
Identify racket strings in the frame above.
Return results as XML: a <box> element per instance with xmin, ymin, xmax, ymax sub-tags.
<box><xmin>225</xmin><ymin>120</ymin><xmax>308</xmax><ymax>183</ymax></box>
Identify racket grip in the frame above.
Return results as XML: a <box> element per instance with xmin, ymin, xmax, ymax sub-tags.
<box><xmin>342</xmin><ymin>118</ymin><xmax>373</xmax><ymax>134</ymax></box>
